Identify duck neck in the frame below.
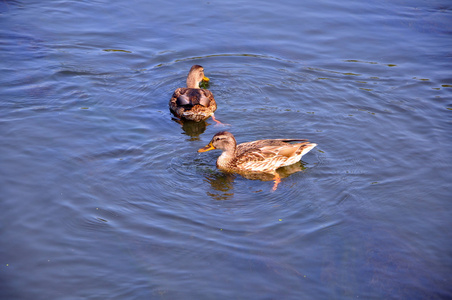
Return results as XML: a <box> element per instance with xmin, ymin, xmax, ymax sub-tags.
<box><xmin>216</xmin><ymin>148</ymin><xmax>237</xmax><ymax>171</ymax></box>
<box><xmin>186</xmin><ymin>76</ymin><xmax>200</xmax><ymax>89</ymax></box>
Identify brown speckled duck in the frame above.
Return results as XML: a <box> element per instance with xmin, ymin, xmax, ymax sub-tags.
<box><xmin>198</xmin><ymin>131</ymin><xmax>317</xmax><ymax>190</ymax></box>
<box><xmin>169</xmin><ymin>65</ymin><xmax>218</xmax><ymax>122</ymax></box>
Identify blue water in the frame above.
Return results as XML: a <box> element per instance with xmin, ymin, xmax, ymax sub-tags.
<box><xmin>1</xmin><ymin>0</ymin><xmax>451</xmax><ymax>299</ymax></box>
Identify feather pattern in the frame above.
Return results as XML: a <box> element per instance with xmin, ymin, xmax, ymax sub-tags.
<box><xmin>169</xmin><ymin>65</ymin><xmax>216</xmax><ymax>122</ymax></box>
<box><xmin>198</xmin><ymin>131</ymin><xmax>317</xmax><ymax>173</ymax></box>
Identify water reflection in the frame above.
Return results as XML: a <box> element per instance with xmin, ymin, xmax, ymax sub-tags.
<box><xmin>171</xmin><ymin>117</ymin><xmax>208</xmax><ymax>140</ymax></box>
<box><xmin>204</xmin><ymin>161</ymin><xmax>308</xmax><ymax>199</ymax></box>
<box><xmin>240</xmin><ymin>162</ymin><xmax>307</xmax><ymax>182</ymax></box>
<box><xmin>171</xmin><ymin>117</ymin><xmax>228</xmax><ymax>140</ymax></box>
<box><xmin>204</xmin><ymin>172</ymin><xmax>235</xmax><ymax>201</ymax></box>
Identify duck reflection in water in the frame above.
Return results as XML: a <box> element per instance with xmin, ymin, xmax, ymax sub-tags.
<box><xmin>203</xmin><ymin>172</ymin><xmax>235</xmax><ymax>201</ymax></box>
<box><xmin>203</xmin><ymin>162</ymin><xmax>308</xmax><ymax>199</ymax></box>
<box><xmin>171</xmin><ymin>118</ymin><xmax>208</xmax><ymax>140</ymax></box>
<box><xmin>198</xmin><ymin>131</ymin><xmax>316</xmax><ymax>191</ymax></box>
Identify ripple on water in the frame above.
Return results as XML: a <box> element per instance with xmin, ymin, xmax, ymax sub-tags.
<box><xmin>166</xmin><ymin>142</ymin><xmax>322</xmax><ymax>221</ymax></box>
<box><xmin>157</xmin><ymin>53</ymin><xmax>325</xmax><ymax>207</ymax></box>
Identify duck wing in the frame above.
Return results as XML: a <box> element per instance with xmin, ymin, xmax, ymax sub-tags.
<box><xmin>175</xmin><ymin>88</ymin><xmax>213</xmax><ymax>107</ymax></box>
<box><xmin>234</xmin><ymin>140</ymin><xmax>314</xmax><ymax>171</ymax></box>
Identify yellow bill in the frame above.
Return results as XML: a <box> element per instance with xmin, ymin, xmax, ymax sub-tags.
<box><xmin>198</xmin><ymin>142</ymin><xmax>215</xmax><ymax>152</ymax></box>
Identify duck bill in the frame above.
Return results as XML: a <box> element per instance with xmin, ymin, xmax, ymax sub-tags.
<box><xmin>202</xmin><ymin>76</ymin><xmax>210</xmax><ymax>82</ymax></box>
<box><xmin>198</xmin><ymin>142</ymin><xmax>215</xmax><ymax>152</ymax></box>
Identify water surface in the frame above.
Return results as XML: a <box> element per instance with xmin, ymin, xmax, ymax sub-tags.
<box><xmin>1</xmin><ymin>0</ymin><xmax>451</xmax><ymax>299</ymax></box>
